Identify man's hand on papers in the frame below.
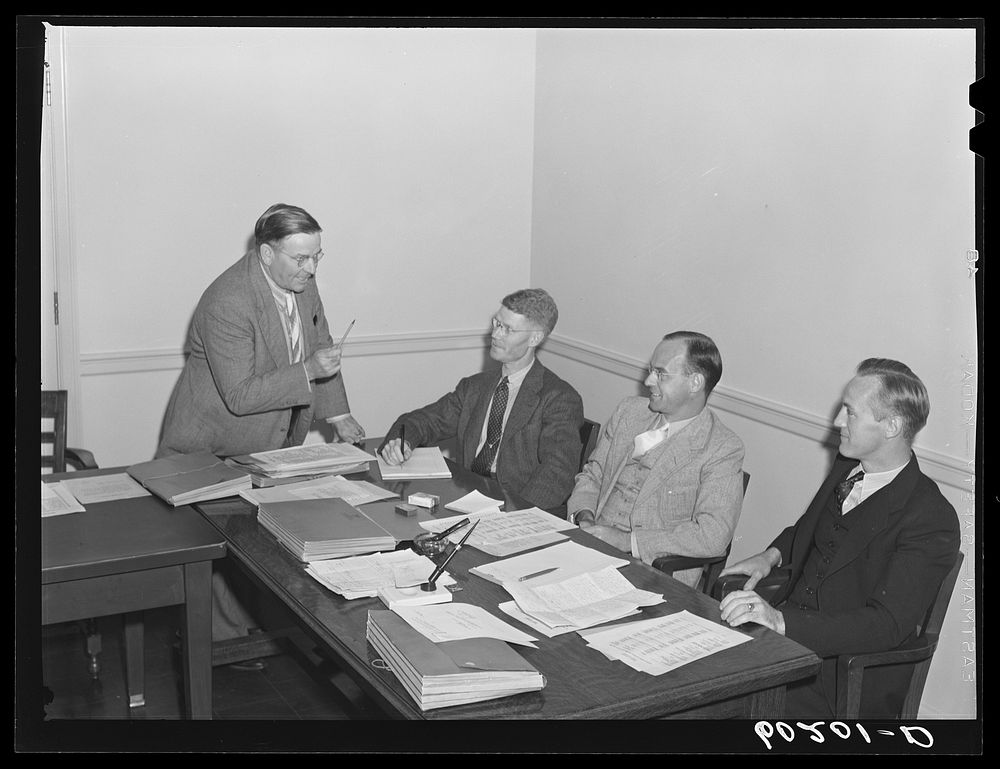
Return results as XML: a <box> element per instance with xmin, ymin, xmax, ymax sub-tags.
<box><xmin>578</xmin><ymin>521</ymin><xmax>630</xmax><ymax>552</ymax></box>
<box><xmin>379</xmin><ymin>438</ymin><xmax>412</xmax><ymax>465</ymax></box>
<box><xmin>718</xmin><ymin>589</ymin><xmax>785</xmax><ymax>635</ymax></box>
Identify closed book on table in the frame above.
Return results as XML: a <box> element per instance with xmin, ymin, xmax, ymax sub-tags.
<box><xmin>257</xmin><ymin>498</ymin><xmax>397</xmax><ymax>562</ymax></box>
<box><xmin>126</xmin><ymin>452</ymin><xmax>250</xmax><ymax>506</ymax></box>
<box><xmin>366</xmin><ymin>609</ymin><xmax>545</xmax><ymax>711</ymax></box>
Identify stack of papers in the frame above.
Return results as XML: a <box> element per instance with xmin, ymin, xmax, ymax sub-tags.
<box><xmin>579</xmin><ymin>610</ymin><xmax>752</xmax><ymax>675</ymax></box>
<box><xmin>304</xmin><ymin>549</ymin><xmax>454</xmax><ymax>599</ymax></box>
<box><xmin>41</xmin><ymin>481</ymin><xmax>85</xmax><ymax>517</ymax></box>
<box><xmin>469</xmin><ymin>540</ymin><xmax>629</xmax><ymax>586</ymax></box>
<box><xmin>420</xmin><ymin>507</ymin><xmax>576</xmax><ymax>557</ymax></box>
<box><xmin>377</xmin><ymin>447</ymin><xmax>452</xmax><ymax>480</ymax></box>
<box><xmin>126</xmin><ymin>452</ymin><xmax>251</xmax><ymax>505</ymax></box>
<box><xmin>227</xmin><ymin>443</ymin><xmax>377</xmax><ymax>483</ymax></box>
<box><xmin>498</xmin><ymin>566</ymin><xmax>664</xmax><ymax>637</ymax></box>
<box><xmin>257</xmin><ymin>498</ymin><xmax>396</xmax><ymax>561</ymax></box>
<box><xmin>60</xmin><ymin>473</ymin><xmax>150</xmax><ymax>504</ymax></box>
<box><xmin>366</xmin><ymin>609</ymin><xmax>546</xmax><ymax>712</ymax></box>
<box><xmin>240</xmin><ymin>474</ymin><xmax>397</xmax><ymax>508</ymax></box>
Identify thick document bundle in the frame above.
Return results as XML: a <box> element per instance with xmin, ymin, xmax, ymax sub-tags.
<box><xmin>126</xmin><ymin>452</ymin><xmax>251</xmax><ymax>506</ymax></box>
<box><xmin>227</xmin><ymin>442</ymin><xmax>377</xmax><ymax>483</ymax></box>
<box><xmin>366</xmin><ymin>610</ymin><xmax>545</xmax><ymax>711</ymax></box>
<box><xmin>257</xmin><ymin>498</ymin><xmax>397</xmax><ymax>561</ymax></box>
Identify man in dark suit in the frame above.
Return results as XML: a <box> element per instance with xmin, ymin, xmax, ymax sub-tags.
<box><xmin>157</xmin><ymin>203</ymin><xmax>364</xmax><ymax>459</ymax></box>
<box><xmin>719</xmin><ymin>358</ymin><xmax>960</xmax><ymax>718</ymax></box>
<box><xmin>378</xmin><ymin>289</ymin><xmax>583</xmax><ymax>511</ymax></box>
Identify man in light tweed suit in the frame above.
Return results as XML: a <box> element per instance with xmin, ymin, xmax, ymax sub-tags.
<box><xmin>156</xmin><ymin>203</ymin><xmax>364</xmax><ymax>657</ymax></box>
<box><xmin>157</xmin><ymin>203</ymin><xmax>364</xmax><ymax>458</ymax></box>
<box><xmin>567</xmin><ymin>331</ymin><xmax>745</xmax><ymax>588</ymax></box>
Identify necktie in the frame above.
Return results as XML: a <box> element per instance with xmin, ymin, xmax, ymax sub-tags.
<box><xmin>283</xmin><ymin>294</ymin><xmax>301</xmax><ymax>363</ymax></box>
<box><xmin>834</xmin><ymin>470</ymin><xmax>865</xmax><ymax>508</ymax></box>
<box><xmin>632</xmin><ymin>416</ymin><xmax>669</xmax><ymax>458</ymax></box>
<box><xmin>471</xmin><ymin>377</ymin><xmax>509</xmax><ymax>476</ymax></box>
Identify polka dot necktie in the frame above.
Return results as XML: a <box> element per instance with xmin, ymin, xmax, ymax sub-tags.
<box><xmin>834</xmin><ymin>470</ymin><xmax>865</xmax><ymax>509</ymax></box>
<box><xmin>471</xmin><ymin>376</ymin><xmax>509</xmax><ymax>476</ymax></box>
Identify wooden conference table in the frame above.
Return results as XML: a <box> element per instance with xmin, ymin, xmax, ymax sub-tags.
<box><xmin>195</xmin><ymin>444</ymin><xmax>820</xmax><ymax>720</ymax></box>
<box><xmin>42</xmin><ymin>467</ymin><xmax>227</xmax><ymax>719</ymax></box>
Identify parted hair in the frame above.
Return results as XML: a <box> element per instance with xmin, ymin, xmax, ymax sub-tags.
<box><xmin>502</xmin><ymin>288</ymin><xmax>559</xmax><ymax>336</ymax></box>
<box><xmin>662</xmin><ymin>331</ymin><xmax>723</xmax><ymax>397</ymax></box>
<box><xmin>856</xmin><ymin>358</ymin><xmax>930</xmax><ymax>444</ymax></box>
<box><xmin>254</xmin><ymin>203</ymin><xmax>322</xmax><ymax>249</ymax></box>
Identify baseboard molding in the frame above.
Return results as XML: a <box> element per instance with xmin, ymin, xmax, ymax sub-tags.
<box><xmin>77</xmin><ymin>330</ymin><xmax>973</xmax><ymax>490</ymax></box>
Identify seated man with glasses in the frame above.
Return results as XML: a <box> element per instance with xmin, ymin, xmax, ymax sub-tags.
<box><xmin>567</xmin><ymin>331</ymin><xmax>745</xmax><ymax>588</ymax></box>
<box><xmin>378</xmin><ymin>289</ymin><xmax>583</xmax><ymax>511</ymax></box>
<box><xmin>156</xmin><ymin>202</ymin><xmax>364</xmax><ymax>654</ymax></box>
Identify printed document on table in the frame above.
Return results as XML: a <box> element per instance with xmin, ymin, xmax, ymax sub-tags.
<box><xmin>392</xmin><ymin>603</ymin><xmax>539</xmax><ymax>648</ymax></box>
<box><xmin>443</xmin><ymin>490</ymin><xmax>504</xmax><ymax>515</ymax></box>
<box><xmin>419</xmin><ymin>507</ymin><xmax>574</xmax><ymax>556</ymax></box>
<box><xmin>305</xmin><ymin>550</ymin><xmax>453</xmax><ymax>599</ymax></box>
<box><xmin>498</xmin><ymin>600</ymin><xmax>641</xmax><ymax>638</ymax></box>
<box><xmin>580</xmin><ymin>610</ymin><xmax>752</xmax><ymax>675</ymax></box>
<box><xmin>41</xmin><ymin>481</ymin><xmax>85</xmax><ymax>516</ymax></box>
<box><xmin>241</xmin><ymin>475</ymin><xmax>397</xmax><ymax>508</ymax></box>
<box><xmin>470</xmin><ymin>540</ymin><xmax>629</xmax><ymax>586</ymax></box>
<box><xmin>60</xmin><ymin>473</ymin><xmax>151</xmax><ymax>504</ymax></box>
<box><xmin>504</xmin><ymin>566</ymin><xmax>663</xmax><ymax>630</ymax></box>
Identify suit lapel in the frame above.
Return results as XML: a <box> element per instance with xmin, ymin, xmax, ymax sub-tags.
<box><xmin>247</xmin><ymin>252</ymin><xmax>292</xmax><ymax>368</ymax></box>
<box><xmin>500</xmin><ymin>361</ymin><xmax>542</xmax><ymax>440</ymax></box>
<box><xmin>634</xmin><ymin>409</ymin><xmax>713</xmax><ymax>507</ymax></box>
<box><xmin>596</xmin><ymin>403</ymin><xmax>661</xmax><ymax>512</ymax></box>
<box><xmin>462</xmin><ymin>368</ymin><xmax>501</xmax><ymax>466</ymax></box>
<box><xmin>827</xmin><ymin>454</ymin><xmax>920</xmax><ymax>575</ymax></box>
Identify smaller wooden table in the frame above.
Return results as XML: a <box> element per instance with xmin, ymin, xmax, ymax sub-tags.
<box><xmin>42</xmin><ymin>468</ymin><xmax>227</xmax><ymax>719</ymax></box>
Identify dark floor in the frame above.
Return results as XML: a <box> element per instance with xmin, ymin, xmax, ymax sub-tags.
<box><xmin>41</xmin><ymin>606</ymin><xmax>371</xmax><ymax>720</ymax></box>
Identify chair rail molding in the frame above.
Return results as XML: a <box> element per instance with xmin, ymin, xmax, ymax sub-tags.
<box><xmin>543</xmin><ymin>333</ymin><xmax>972</xmax><ymax>492</ymax></box>
<box><xmin>77</xmin><ymin>329</ymin><xmax>972</xmax><ymax>491</ymax></box>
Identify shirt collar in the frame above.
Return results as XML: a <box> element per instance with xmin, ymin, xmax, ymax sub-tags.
<box><xmin>259</xmin><ymin>258</ymin><xmax>294</xmax><ymax>309</ymax></box>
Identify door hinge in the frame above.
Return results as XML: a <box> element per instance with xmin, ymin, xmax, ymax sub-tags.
<box><xmin>44</xmin><ymin>61</ymin><xmax>52</xmax><ymax>107</ymax></box>
<box><xmin>53</xmin><ymin>291</ymin><xmax>60</xmax><ymax>325</ymax></box>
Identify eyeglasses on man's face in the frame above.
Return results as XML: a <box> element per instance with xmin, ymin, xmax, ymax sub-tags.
<box><xmin>277</xmin><ymin>248</ymin><xmax>324</xmax><ymax>269</ymax></box>
<box><xmin>490</xmin><ymin>317</ymin><xmax>534</xmax><ymax>336</ymax></box>
<box><xmin>646</xmin><ymin>364</ymin><xmax>689</xmax><ymax>380</ymax></box>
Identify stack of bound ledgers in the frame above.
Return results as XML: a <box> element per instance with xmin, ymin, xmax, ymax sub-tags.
<box><xmin>226</xmin><ymin>443</ymin><xmax>377</xmax><ymax>486</ymax></box>
<box><xmin>257</xmin><ymin>497</ymin><xmax>396</xmax><ymax>561</ymax></box>
<box><xmin>126</xmin><ymin>452</ymin><xmax>251</xmax><ymax>506</ymax></box>
<box><xmin>366</xmin><ymin>610</ymin><xmax>546</xmax><ymax>711</ymax></box>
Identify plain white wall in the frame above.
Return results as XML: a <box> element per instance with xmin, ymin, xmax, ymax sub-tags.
<box><xmin>530</xmin><ymin>28</ymin><xmax>977</xmax><ymax>718</ymax></box>
<box><xmin>55</xmin><ymin>26</ymin><xmax>537</xmax><ymax>464</ymax></box>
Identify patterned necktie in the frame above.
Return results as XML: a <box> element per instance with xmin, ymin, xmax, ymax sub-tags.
<box><xmin>632</xmin><ymin>416</ymin><xmax>669</xmax><ymax>458</ymax></box>
<box><xmin>471</xmin><ymin>376</ymin><xmax>510</xmax><ymax>476</ymax></box>
<box><xmin>283</xmin><ymin>293</ymin><xmax>302</xmax><ymax>363</ymax></box>
<box><xmin>834</xmin><ymin>470</ymin><xmax>865</xmax><ymax>508</ymax></box>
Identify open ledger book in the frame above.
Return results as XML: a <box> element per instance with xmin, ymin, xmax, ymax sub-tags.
<box><xmin>366</xmin><ymin>609</ymin><xmax>545</xmax><ymax>711</ymax></box>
